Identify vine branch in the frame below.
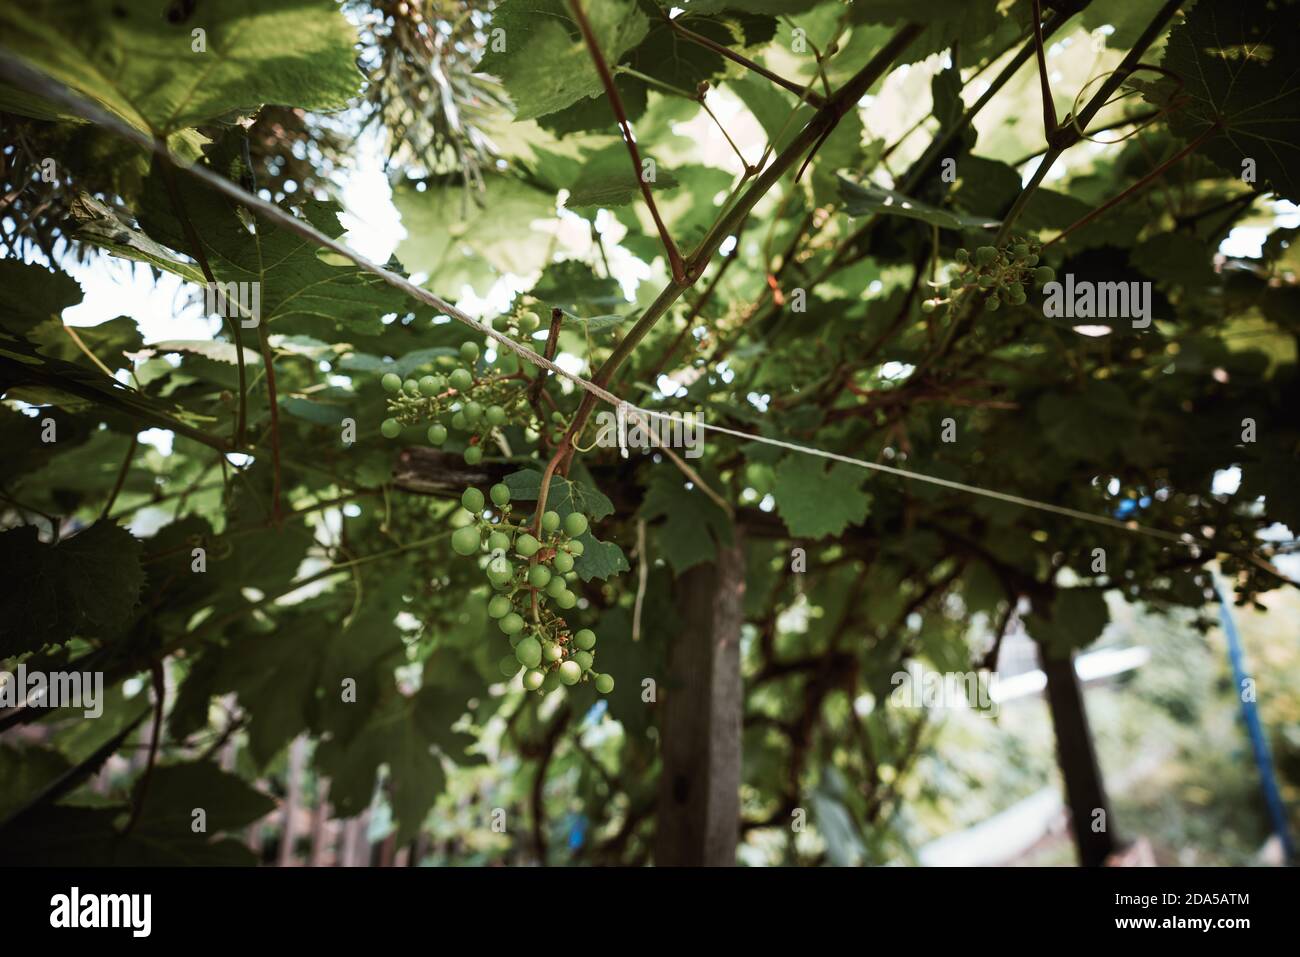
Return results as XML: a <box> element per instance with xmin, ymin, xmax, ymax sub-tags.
<box><xmin>569</xmin><ymin>0</ymin><xmax>685</xmax><ymax>283</ymax></box>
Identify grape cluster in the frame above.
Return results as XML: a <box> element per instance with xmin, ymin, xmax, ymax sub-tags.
<box><xmin>450</xmin><ymin>482</ymin><xmax>614</xmax><ymax>696</ymax></box>
<box><xmin>378</xmin><ymin>310</ymin><xmax>546</xmax><ymax>464</ymax></box>
<box><xmin>923</xmin><ymin>238</ymin><xmax>1056</xmax><ymax>314</ymax></box>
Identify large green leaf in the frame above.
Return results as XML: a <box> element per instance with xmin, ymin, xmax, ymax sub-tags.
<box><xmin>0</xmin><ymin>521</ymin><xmax>144</xmax><ymax>657</ymax></box>
<box><xmin>478</xmin><ymin>0</ymin><xmax>650</xmax><ymax>121</ymax></box>
<box><xmin>839</xmin><ymin>177</ymin><xmax>1000</xmax><ymax>231</ymax></box>
<box><xmin>0</xmin><ymin>0</ymin><xmax>361</xmax><ymax>161</ymax></box>
<box><xmin>74</xmin><ymin>161</ymin><xmax>412</xmax><ymax>340</ymax></box>
<box><xmin>1158</xmin><ymin>0</ymin><xmax>1300</xmax><ymax>202</ymax></box>
<box><xmin>772</xmin><ymin>454</ymin><xmax>872</xmax><ymax>539</ymax></box>
<box><xmin>639</xmin><ymin>465</ymin><xmax>733</xmax><ymax>574</ymax></box>
<box><xmin>395</xmin><ymin>175</ymin><xmax>557</xmax><ymax>296</ymax></box>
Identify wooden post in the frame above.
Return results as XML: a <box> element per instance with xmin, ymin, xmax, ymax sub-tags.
<box><xmin>309</xmin><ymin>777</ymin><xmax>333</xmax><ymax>867</ymax></box>
<box><xmin>1038</xmin><ymin>647</ymin><xmax>1117</xmax><ymax>866</ymax></box>
<box><xmin>277</xmin><ymin>734</ymin><xmax>308</xmax><ymax>867</ymax></box>
<box><xmin>655</xmin><ymin>531</ymin><xmax>745</xmax><ymax>866</ymax></box>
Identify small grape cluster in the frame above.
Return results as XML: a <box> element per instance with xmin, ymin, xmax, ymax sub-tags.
<box><xmin>378</xmin><ymin>310</ymin><xmax>546</xmax><ymax>464</ymax></box>
<box><xmin>449</xmin><ymin>482</ymin><xmax>614</xmax><ymax>696</ymax></box>
<box><xmin>923</xmin><ymin>239</ymin><xmax>1056</xmax><ymax>314</ymax></box>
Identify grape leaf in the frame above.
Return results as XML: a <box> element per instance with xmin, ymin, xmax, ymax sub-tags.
<box><xmin>839</xmin><ymin>177</ymin><xmax>1000</xmax><ymax>231</ymax></box>
<box><xmin>314</xmin><ymin>686</ymin><xmax>452</xmax><ymax>844</ymax></box>
<box><xmin>477</xmin><ymin>0</ymin><xmax>649</xmax><ymax>121</ymax></box>
<box><xmin>0</xmin><ymin>0</ymin><xmax>361</xmax><ymax>161</ymax></box>
<box><xmin>564</xmin><ymin>145</ymin><xmax>682</xmax><ymax>209</ymax></box>
<box><xmin>640</xmin><ymin>466</ymin><xmax>733</xmax><ymax>574</ymax></box>
<box><xmin>0</xmin><ymin>260</ymin><xmax>83</xmax><ymax>337</ymax></box>
<box><xmin>71</xmin><ymin>163</ymin><xmax>413</xmax><ymax>342</ymax></box>
<box><xmin>394</xmin><ymin>174</ymin><xmax>557</xmax><ymax>297</ymax></box>
<box><xmin>1158</xmin><ymin>0</ymin><xmax>1300</xmax><ymax>202</ymax></box>
<box><xmin>771</xmin><ymin>454</ymin><xmax>872</xmax><ymax>539</ymax></box>
<box><xmin>0</xmin><ymin>521</ymin><xmax>144</xmax><ymax>657</ymax></box>
<box><xmin>502</xmin><ymin>468</ymin><xmax>627</xmax><ymax>580</ymax></box>
<box><xmin>502</xmin><ymin>468</ymin><xmax>616</xmax><ymax>520</ymax></box>
<box><xmin>132</xmin><ymin>761</ymin><xmax>275</xmax><ymax>836</ymax></box>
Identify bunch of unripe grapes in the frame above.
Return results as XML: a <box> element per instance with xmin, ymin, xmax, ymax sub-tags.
<box><xmin>923</xmin><ymin>238</ymin><xmax>1056</xmax><ymax>314</ymax></box>
<box><xmin>449</xmin><ymin>481</ymin><xmax>614</xmax><ymax>696</ymax></box>
<box><xmin>378</xmin><ymin>310</ymin><xmax>547</xmax><ymax>464</ymax></box>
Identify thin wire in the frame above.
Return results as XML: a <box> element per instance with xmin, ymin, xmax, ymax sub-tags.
<box><xmin>0</xmin><ymin>56</ymin><xmax>1223</xmax><ymax>555</ymax></box>
<box><xmin>628</xmin><ymin>408</ymin><xmax>1198</xmax><ymax>548</ymax></box>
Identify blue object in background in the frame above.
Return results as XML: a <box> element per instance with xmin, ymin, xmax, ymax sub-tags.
<box><xmin>565</xmin><ymin>812</ymin><xmax>588</xmax><ymax>850</ymax></box>
<box><xmin>1214</xmin><ymin>579</ymin><xmax>1296</xmax><ymax>863</ymax></box>
<box><xmin>582</xmin><ymin>698</ymin><xmax>608</xmax><ymax>726</ymax></box>
<box><xmin>1113</xmin><ymin>495</ymin><xmax>1150</xmax><ymax>519</ymax></box>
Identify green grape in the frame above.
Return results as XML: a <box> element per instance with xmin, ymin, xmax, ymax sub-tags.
<box><xmin>462</xmin><ymin>487</ymin><xmax>485</xmax><ymax>513</ymax></box>
<box><xmin>985</xmin><ymin>295</ymin><xmax>1001</xmax><ymax>311</ymax></box>
<box><xmin>451</xmin><ymin>412</ymin><xmax>468</xmax><ymax>431</ymax></box>
<box><xmin>558</xmin><ymin>661</ymin><xmax>582</xmax><ymax>686</ymax></box>
<box><xmin>464</xmin><ymin>401</ymin><xmax>483</xmax><ymax>424</ymax></box>
<box><xmin>528</xmin><ymin>564</ymin><xmax>552</xmax><ymax>588</ymax></box>
<box><xmin>573</xmin><ymin>651</ymin><xmax>593</xmax><ymax>672</ymax></box>
<box><xmin>486</xmin><ymin>554</ymin><xmax>513</xmax><ymax>586</ymax></box>
<box><xmin>488</xmin><ymin>595</ymin><xmax>512</xmax><ymax>619</ymax></box>
<box><xmin>488</xmin><ymin>531</ymin><xmax>510</xmax><ymax>552</ymax></box>
<box><xmin>449</xmin><ymin>368</ymin><xmax>473</xmax><ymax>391</ymax></box>
<box><xmin>594</xmin><ymin>673</ymin><xmax>614</xmax><ymax>694</ymax></box>
<box><xmin>450</xmin><ymin>507</ymin><xmax>474</xmax><ymax>526</ymax></box>
<box><xmin>418</xmin><ymin>375</ymin><xmax>441</xmax><ymax>396</ymax></box>
<box><xmin>542</xmin><ymin>641</ymin><xmax>563</xmax><ymax>663</ymax></box>
<box><xmin>380</xmin><ymin>418</ymin><xmax>401</xmax><ymax>439</ymax></box>
<box><xmin>451</xmin><ymin>526</ymin><xmax>481</xmax><ymax>556</ymax></box>
<box><xmin>499</xmin><ymin>612</ymin><xmax>525</xmax><ymax>635</ymax></box>
<box><xmin>486</xmin><ymin>405</ymin><xmax>507</xmax><ymax>427</ymax></box>
<box><xmin>523</xmin><ymin>669</ymin><xmax>545</xmax><ymax>691</ymax></box>
<box><xmin>514</xmin><ymin>635</ymin><xmax>542</xmax><ymax>668</ymax></box>
<box><xmin>1007</xmin><ymin>282</ymin><xmax>1025</xmax><ymax>300</ymax></box>
<box><xmin>541</xmin><ymin>511</ymin><xmax>560</xmax><ymax>533</ymax></box>
<box><xmin>555</xmin><ymin>589</ymin><xmax>577</xmax><ymax>609</ymax></box>
<box><xmin>551</xmin><ymin>551</ymin><xmax>574</xmax><ymax>574</ymax></box>
<box><xmin>427</xmin><ymin>423</ymin><xmax>448</xmax><ymax>445</ymax></box>
<box><xmin>515</xmin><ymin>533</ymin><xmax>541</xmax><ymax>557</ymax></box>
<box><xmin>542</xmin><ymin>670</ymin><xmax>561</xmax><ymax>692</ymax></box>
<box><xmin>978</xmin><ymin>274</ymin><xmax>997</xmax><ymax>289</ymax></box>
<box><xmin>460</xmin><ymin>341</ymin><xmax>480</xmax><ymax>363</ymax></box>
<box><xmin>403</xmin><ymin>378</ymin><xmax>420</xmax><ymax>394</ymax></box>
<box><xmin>573</xmin><ymin>629</ymin><xmax>596</xmax><ymax>651</ymax></box>
<box><xmin>490</xmin><ymin>483</ymin><xmax>510</xmax><ymax>507</ymax></box>
<box><xmin>381</xmin><ymin>372</ymin><xmax>402</xmax><ymax>393</ymax></box>
<box><xmin>545</xmin><ymin>577</ymin><xmax>567</xmax><ymax>599</ymax></box>
<box><xmin>567</xmin><ymin>539</ymin><xmax>585</xmax><ymax>557</ymax></box>
<box><xmin>550</xmin><ymin>411</ymin><xmax>566</xmax><ymax>425</ymax></box>
<box><xmin>921</xmin><ymin>299</ymin><xmax>937</xmax><ymax>315</ymax></box>
<box><xmin>464</xmin><ymin>446</ymin><xmax>483</xmax><ymax>465</ymax></box>
<box><xmin>975</xmin><ymin>246</ymin><xmax>998</xmax><ymax>266</ymax></box>
<box><xmin>518</xmin><ymin>310</ymin><xmax>540</xmax><ymax>334</ymax></box>
<box><xmin>498</xmin><ymin>655</ymin><xmax>521</xmax><ymax>678</ymax></box>
<box><xmin>563</xmin><ymin>513</ymin><xmax>588</xmax><ymax>537</ymax></box>
<box><xmin>1025</xmin><ymin>254</ymin><xmax>1039</xmax><ymax>267</ymax></box>
<box><xmin>1033</xmin><ymin>266</ymin><xmax>1055</xmax><ymax>285</ymax></box>
<box><xmin>1012</xmin><ymin>243</ymin><xmax>1030</xmax><ymax>260</ymax></box>
<box><xmin>955</xmin><ymin>247</ymin><xmax>969</xmax><ymax>263</ymax></box>
<box><xmin>509</xmin><ymin>633</ymin><xmax>523</xmax><ymax>648</ymax></box>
